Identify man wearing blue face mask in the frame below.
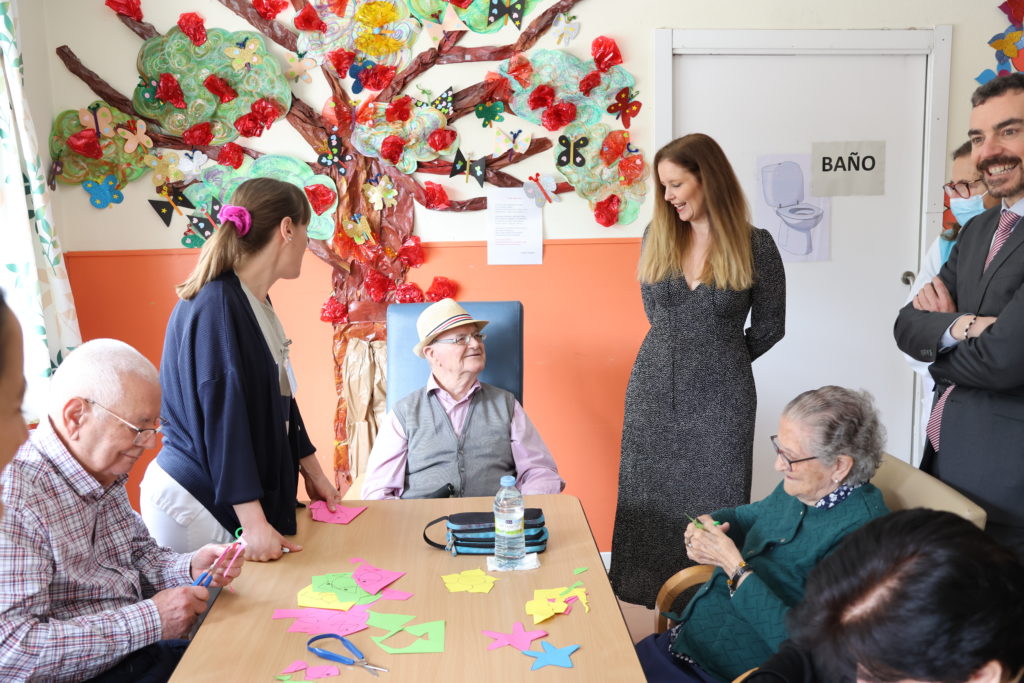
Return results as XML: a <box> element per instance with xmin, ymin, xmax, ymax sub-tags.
<box><xmin>900</xmin><ymin>141</ymin><xmax>997</xmax><ymax>459</ymax></box>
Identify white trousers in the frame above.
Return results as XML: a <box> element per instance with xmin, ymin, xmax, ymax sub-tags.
<box><xmin>139</xmin><ymin>459</ymin><xmax>233</xmax><ymax>552</ymax></box>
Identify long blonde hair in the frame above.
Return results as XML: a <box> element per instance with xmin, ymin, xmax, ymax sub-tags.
<box><xmin>177</xmin><ymin>178</ymin><xmax>311</xmax><ymax>299</ymax></box>
<box><xmin>638</xmin><ymin>134</ymin><xmax>754</xmax><ymax>290</ymax></box>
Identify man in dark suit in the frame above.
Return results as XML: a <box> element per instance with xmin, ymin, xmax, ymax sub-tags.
<box><xmin>895</xmin><ymin>73</ymin><xmax>1024</xmax><ymax>557</ymax></box>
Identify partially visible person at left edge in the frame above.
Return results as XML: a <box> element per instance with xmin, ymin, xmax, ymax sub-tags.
<box><xmin>362</xmin><ymin>298</ymin><xmax>564</xmax><ymax>499</ymax></box>
<box><xmin>0</xmin><ymin>289</ymin><xmax>29</xmax><ymax>486</ymax></box>
<box><xmin>0</xmin><ymin>339</ymin><xmax>243</xmax><ymax>682</ymax></box>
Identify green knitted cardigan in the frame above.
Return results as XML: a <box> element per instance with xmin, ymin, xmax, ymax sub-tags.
<box><xmin>668</xmin><ymin>481</ymin><xmax>889</xmax><ymax>681</ymax></box>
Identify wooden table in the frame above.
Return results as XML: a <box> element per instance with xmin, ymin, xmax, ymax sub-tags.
<box><xmin>170</xmin><ymin>495</ymin><xmax>644</xmax><ymax>681</ymax></box>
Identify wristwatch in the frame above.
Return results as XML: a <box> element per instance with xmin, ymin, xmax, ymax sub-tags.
<box><xmin>727</xmin><ymin>560</ymin><xmax>753</xmax><ymax>597</ymax></box>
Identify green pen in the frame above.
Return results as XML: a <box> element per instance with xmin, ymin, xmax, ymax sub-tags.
<box><xmin>686</xmin><ymin>514</ymin><xmax>722</xmax><ymax>530</ymax></box>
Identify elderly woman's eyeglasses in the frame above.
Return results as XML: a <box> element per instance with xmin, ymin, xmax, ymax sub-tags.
<box><xmin>85</xmin><ymin>399</ymin><xmax>164</xmax><ymax>447</ymax></box>
<box><xmin>770</xmin><ymin>435</ymin><xmax>818</xmax><ymax>471</ymax></box>
<box><xmin>432</xmin><ymin>332</ymin><xmax>486</xmax><ymax>346</ymax></box>
<box><xmin>943</xmin><ymin>179</ymin><xmax>986</xmax><ymax>199</ymax></box>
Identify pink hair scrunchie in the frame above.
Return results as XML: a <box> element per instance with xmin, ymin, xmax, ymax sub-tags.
<box><xmin>218</xmin><ymin>204</ymin><xmax>252</xmax><ymax>236</ymax></box>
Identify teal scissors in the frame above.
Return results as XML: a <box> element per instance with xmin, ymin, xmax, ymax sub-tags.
<box><xmin>307</xmin><ymin>634</ymin><xmax>388</xmax><ymax>676</ymax></box>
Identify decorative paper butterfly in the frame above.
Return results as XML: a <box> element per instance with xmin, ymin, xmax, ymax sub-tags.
<box><xmin>556</xmin><ymin>134</ymin><xmax>588</xmax><ymax>167</ymax></box>
<box><xmin>990</xmin><ymin>31</ymin><xmax>1024</xmax><ymax>58</ymax></box>
<box><xmin>348</xmin><ymin>59</ymin><xmax>378</xmax><ymax>95</ymax></box>
<box><xmin>137</xmin><ymin>77</ymin><xmax>160</xmax><ymax>103</ymax></box>
<box><xmin>363</xmin><ymin>175</ymin><xmax>398</xmax><ymax>211</ymax></box>
<box><xmin>188</xmin><ymin>213</ymin><xmax>216</xmax><ymax>240</ymax></box>
<box><xmin>415</xmin><ymin>86</ymin><xmax>455</xmax><ymax>118</ymax></box>
<box><xmin>78</xmin><ymin>104</ymin><xmax>115</xmax><ymax>138</ymax></box>
<box><xmin>117</xmin><ymin>119</ymin><xmax>153</xmax><ymax>153</ymax></box>
<box><xmin>46</xmin><ymin>153</ymin><xmax>63</xmax><ymax>191</ymax></box>
<box><xmin>177</xmin><ymin>150</ymin><xmax>209</xmax><ymax>181</ymax></box>
<box><xmin>144</xmin><ymin>152</ymin><xmax>185</xmax><ymax>186</ymax></box>
<box><xmin>317</xmin><ymin>133</ymin><xmax>355</xmax><ymax>174</ymax></box>
<box><xmin>224</xmin><ymin>38</ymin><xmax>263</xmax><ymax>71</ymax></box>
<box><xmin>424</xmin><ymin>4</ymin><xmax>469</xmax><ymax>42</ymax></box>
<box><xmin>148</xmin><ymin>189</ymin><xmax>195</xmax><ymax>226</ymax></box>
<box><xmin>286</xmin><ymin>54</ymin><xmax>318</xmax><ymax>84</ymax></box>
<box><xmin>553</xmin><ymin>13</ymin><xmax>580</xmax><ymax>45</ymax></box>
<box><xmin>343</xmin><ymin>213</ymin><xmax>375</xmax><ymax>244</ymax></box>
<box><xmin>523</xmin><ymin>173</ymin><xmax>561</xmax><ymax>206</ymax></box>
<box><xmin>487</xmin><ymin>0</ymin><xmax>525</xmax><ymax>29</ymax></box>
<box><xmin>493</xmin><ymin>127</ymin><xmax>532</xmax><ymax>157</ymax></box>
<box><xmin>607</xmin><ymin>88</ymin><xmax>642</xmax><ymax>129</ymax></box>
<box><xmin>449</xmin><ymin>148</ymin><xmax>487</xmax><ymax>187</ymax></box>
<box><xmin>82</xmin><ymin>175</ymin><xmax>124</xmax><ymax>209</ymax></box>
<box><xmin>474</xmin><ymin>101</ymin><xmax>505</xmax><ymax>128</ymax></box>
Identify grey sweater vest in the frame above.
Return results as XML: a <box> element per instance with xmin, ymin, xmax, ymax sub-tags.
<box><xmin>394</xmin><ymin>382</ymin><xmax>516</xmax><ymax>498</ymax></box>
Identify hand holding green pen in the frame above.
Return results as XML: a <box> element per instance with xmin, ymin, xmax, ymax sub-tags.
<box><xmin>686</xmin><ymin>513</ymin><xmax>722</xmax><ymax>531</ymax></box>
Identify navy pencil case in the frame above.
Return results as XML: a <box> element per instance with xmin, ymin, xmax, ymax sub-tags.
<box><xmin>423</xmin><ymin>509</ymin><xmax>548</xmax><ymax>556</ymax></box>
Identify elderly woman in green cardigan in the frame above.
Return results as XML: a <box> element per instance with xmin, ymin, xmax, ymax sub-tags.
<box><xmin>634</xmin><ymin>386</ymin><xmax>890</xmax><ymax>683</ymax></box>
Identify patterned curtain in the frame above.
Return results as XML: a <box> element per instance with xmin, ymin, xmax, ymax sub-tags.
<box><xmin>0</xmin><ymin>0</ymin><xmax>80</xmax><ymax>422</ymax></box>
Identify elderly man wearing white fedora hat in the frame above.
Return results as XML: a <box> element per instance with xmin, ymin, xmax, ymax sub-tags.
<box><xmin>361</xmin><ymin>298</ymin><xmax>564</xmax><ymax>499</ymax></box>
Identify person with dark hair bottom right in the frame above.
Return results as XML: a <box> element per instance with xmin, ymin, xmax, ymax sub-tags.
<box><xmin>750</xmin><ymin>509</ymin><xmax>1024</xmax><ymax>683</ymax></box>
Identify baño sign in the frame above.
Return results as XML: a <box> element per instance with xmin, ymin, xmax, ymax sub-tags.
<box><xmin>811</xmin><ymin>141</ymin><xmax>886</xmax><ymax>196</ymax></box>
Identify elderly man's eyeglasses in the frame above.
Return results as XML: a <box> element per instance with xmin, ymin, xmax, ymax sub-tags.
<box><xmin>432</xmin><ymin>332</ymin><xmax>486</xmax><ymax>346</ymax></box>
<box><xmin>770</xmin><ymin>435</ymin><xmax>818</xmax><ymax>471</ymax></box>
<box><xmin>86</xmin><ymin>399</ymin><xmax>164</xmax><ymax>447</ymax></box>
<box><xmin>943</xmin><ymin>179</ymin><xmax>986</xmax><ymax>199</ymax></box>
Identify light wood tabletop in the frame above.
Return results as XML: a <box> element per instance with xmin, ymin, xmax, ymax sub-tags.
<box><xmin>170</xmin><ymin>494</ymin><xmax>644</xmax><ymax>682</ymax></box>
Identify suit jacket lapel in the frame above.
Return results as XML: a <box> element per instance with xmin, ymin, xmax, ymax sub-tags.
<box><xmin>957</xmin><ymin>210</ymin><xmax>999</xmax><ymax>312</ymax></box>
<box><xmin>979</xmin><ymin>213</ymin><xmax>1024</xmax><ymax>303</ymax></box>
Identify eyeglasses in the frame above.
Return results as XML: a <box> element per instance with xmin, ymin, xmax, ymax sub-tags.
<box><xmin>943</xmin><ymin>179</ymin><xmax>986</xmax><ymax>199</ymax></box>
<box><xmin>431</xmin><ymin>332</ymin><xmax>486</xmax><ymax>346</ymax></box>
<box><xmin>85</xmin><ymin>399</ymin><xmax>164</xmax><ymax>447</ymax></box>
<box><xmin>770</xmin><ymin>435</ymin><xmax>818</xmax><ymax>471</ymax></box>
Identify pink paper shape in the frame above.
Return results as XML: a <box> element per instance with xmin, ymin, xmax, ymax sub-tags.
<box><xmin>564</xmin><ymin>595</ymin><xmax>578</xmax><ymax>614</ymax></box>
<box><xmin>482</xmin><ymin>621</ymin><xmax>548</xmax><ymax>651</ymax></box>
<box><xmin>380</xmin><ymin>588</ymin><xmax>414</xmax><ymax>601</ymax></box>
<box><xmin>350</xmin><ymin>557</ymin><xmax>364</xmax><ymax>563</ymax></box>
<box><xmin>309</xmin><ymin>501</ymin><xmax>367</xmax><ymax>524</ymax></box>
<box><xmin>305</xmin><ymin>665</ymin><xmax>341</xmax><ymax>679</ymax></box>
<box><xmin>353</xmin><ymin>562</ymin><xmax>405</xmax><ymax>595</ymax></box>
<box><xmin>272</xmin><ymin>607</ymin><xmax>370</xmax><ymax>635</ymax></box>
<box><xmin>281</xmin><ymin>660</ymin><xmax>308</xmax><ymax>674</ymax></box>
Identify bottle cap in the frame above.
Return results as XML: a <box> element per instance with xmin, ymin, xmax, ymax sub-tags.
<box><xmin>500</xmin><ymin>475</ymin><xmax>516</xmax><ymax>487</ymax></box>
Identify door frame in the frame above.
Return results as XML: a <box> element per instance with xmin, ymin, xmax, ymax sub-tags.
<box><xmin>652</xmin><ymin>27</ymin><xmax>952</xmax><ymax>461</ymax></box>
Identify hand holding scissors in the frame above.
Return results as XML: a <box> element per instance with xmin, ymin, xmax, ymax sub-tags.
<box><xmin>307</xmin><ymin>634</ymin><xmax>388</xmax><ymax>676</ymax></box>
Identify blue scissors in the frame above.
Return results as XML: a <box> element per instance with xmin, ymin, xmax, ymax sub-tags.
<box><xmin>307</xmin><ymin>634</ymin><xmax>389</xmax><ymax>676</ymax></box>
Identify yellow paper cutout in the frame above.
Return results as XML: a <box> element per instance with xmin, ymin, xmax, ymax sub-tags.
<box><xmin>441</xmin><ymin>568</ymin><xmax>499</xmax><ymax>594</ymax></box>
<box><xmin>991</xmin><ymin>32</ymin><xmax>1024</xmax><ymax>58</ymax></box>
<box><xmin>524</xmin><ymin>587</ymin><xmax>590</xmax><ymax>624</ymax></box>
<box><xmin>297</xmin><ymin>584</ymin><xmax>357</xmax><ymax>611</ymax></box>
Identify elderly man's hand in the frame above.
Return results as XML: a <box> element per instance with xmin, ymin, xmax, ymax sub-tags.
<box><xmin>152</xmin><ymin>586</ymin><xmax>209</xmax><ymax>639</ymax></box>
<box><xmin>684</xmin><ymin>515</ymin><xmax>745</xmax><ymax>575</ymax></box>
<box><xmin>191</xmin><ymin>543</ymin><xmax>245</xmax><ymax>587</ymax></box>
<box><xmin>913</xmin><ymin>277</ymin><xmax>956</xmax><ymax>313</ymax></box>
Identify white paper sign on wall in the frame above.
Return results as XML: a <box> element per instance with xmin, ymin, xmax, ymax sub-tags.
<box><xmin>811</xmin><ymin>141</ymin><xmax>886</xmax><ymax>196</ymax></box>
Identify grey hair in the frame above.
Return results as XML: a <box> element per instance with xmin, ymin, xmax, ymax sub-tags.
<box><xmin>782</xmin><ymin>386</ymin><xmax>885</xmax><ymax>486</ymax></box>
<box><xmin>48</xmin><ymin>339</ymin><xmax>158</xmax><ymax>417</ymax></box>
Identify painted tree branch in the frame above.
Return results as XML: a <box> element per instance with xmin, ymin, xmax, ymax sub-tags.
<box><xmin>417</xmin><ymin>137</ymin><xmax>555</xmax><ymax>186</ymax></box>
<box><xmin>217</xmin><ymin>0</ymin><xmax>299</xmax><ymax>52</ymax></box>
<box><xmin>115</xmin><ymin>13</ymin><xmax>159</xmax><ymax>40</ymax></box>
<box><xmin>438</xmin><ymin>0</ymin><xmax>583</xmax><ymax>64</ymax></box>
<box><xmin>378</xmin><ymin>30</ymin><xmax>466</xmax><ymax>102</ymax></box>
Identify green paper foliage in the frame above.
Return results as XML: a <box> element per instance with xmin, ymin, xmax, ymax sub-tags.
<box><xmin>556</xmin><ymin>121</ymin><xmax>647</xmax><ymax>226</ymax></box>
<box><xmin>183</xmin><ymin>155</ymin><xmax>339</xmax><ymax>241</ymax></box>
<box><xmin>48</xmin><ymin>101</ymin><xmax>149</xmax><ymax>188</ymax></box>
<box><xmin>406</xmin><ymin>0</ymin><xmax>540</xmax><ymax>34</ymax></box>
<box><xmin>132</xmin><ymin>27</ymin><xmax>292</xmax><ymax>144</ymax></box>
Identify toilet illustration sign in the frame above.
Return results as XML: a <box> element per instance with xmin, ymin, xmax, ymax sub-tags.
<box><xmin>811</xmin><ymin>141</ymin><xmax>886</xmax><ymax>196</ymax></box>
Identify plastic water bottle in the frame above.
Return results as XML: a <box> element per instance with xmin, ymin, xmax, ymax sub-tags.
<box><xmin>494</xmin><ymin>475</ymin><xmax>525</xmax><ymax>570</ymax></box>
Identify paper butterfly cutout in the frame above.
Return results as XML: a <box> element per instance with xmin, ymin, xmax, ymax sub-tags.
<box><xmin>343</xmin><ymin>213</ymin><xmax>375</xmax><ymax>244</ymax></box>
<box><xmin>148</xmin><ymin>188</ymin><xmax>195</xmax><ymax>226</ymax></box>
<box><xmin>188</xmin><ymin>213</ymin><xmax>216</xmax><ymax>240</ymax></box>
<box><xmin>493</xmin><ymin>127</ymin><xmax>532</xmax><ymax>157</ymax></box>
<box><xmin>82</xmin><ymin>175</ymin><xmax>123</xmax><ymax>209</ymax></box>
<box><xmin>78</xmin><ymin>104</ymin><xmax>115</xmax><ymax>138</ymax></box>
<box><xmin>177</xmin><ymin>150</ymin><xmax>209</xmax><ymax>182</ymax></box>
<box><xmin>144</xmin><ymin>152</ymin><xmax>184</xmax><ymax>186</ymax></box>
<box><xmin>475</xmin><ymin>101</ymin><xmax>505</xmax><ymax>128</ymax></box>
<box><xmin>46</xmin><ymin>154</ymin><xmax>63</xmax><ymax>191</ymax></box>
<box><xmin>523</xmin><ymin>173</ymin><xmax>560</xmax><ymax>206</ymax></box>
<box><xmin>317</xmin><ymin>133</ymin><xmax>354</xmax><ymax>173</ymax></box>
<box><xmin>487</xmin><ymin>0</ymin><xmax>525</xmax><ymax>29</ymax></box>
<box><xmin>607</xmin><ymin>87</ymin><xmax>642</xmax><ymax>129</ymax></box>
<box><xmin>349</xmin><ymin>59</ymin><xmax>377</xmax><ymax>95</ymax></box>
<box><xmin>363</xmin><ymin>175</ymin><xmax>398</xmax><ymax>210</ymax></box>
<box><xmin>117</xmin><ymin>119</ymin><xmax>153</xmax><ymax>153</ymax></box>
<box><xmin>286</xmin><ymin>55</ymin><xmax>318</xmax><ymax>84</ymax></box>
<box><xmin>553</xmin><ymin>13</ymin><xmax>580</xmax><ymax>45</ymax></box>
<box><xmin>415</xmin><ymin>86</ymin><xmax>455</xmax><ymax>117</ymax></box>
<box><xmin>424</xmin><ymin>4</ymin><xmax>469</xmax><ymax>42</ymax></box>
<box><xmin>556</xmin><ymin>134</ymin><xmax>588</xmax><ymax>167</ymax></box>
<box><xmin>224</xmin><ymin>38</ymin><xmax>263</xmax><ymax>71</ymax></box>
<box><xmin>448</xmin><ymin>148</ymin><xmax>487</xmax><ymax>187</ymax></box>
<box><xmin>990</xmin><ymin>31</ymin><xmax>1024</xmax><ymax>58</ymax></box>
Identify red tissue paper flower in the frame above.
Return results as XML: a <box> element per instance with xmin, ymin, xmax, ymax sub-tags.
<box><xmin>394</xmin><ymin>282</ymin><xmax>425</xmax><ymax>303</ymax></box>
<box><xmin>364</xmin><ymin>269</ymin><xmax>395</xmax><ymax>303</ymax></box>
<box><xmin>541</xmin><ymin>100</ymin><xmax>576</xmax><ymax>131</ymax></box>
<box><xmin>66</xmin><ymin>129</ymin><xmax>104</xmax><ymax>159</ymax></box>
<box><xmin>599</xmin><ymin>130</ymin><xmax>629</xmax><ymax>165</ymax></box>
<box><xmin>234</xmin><ymin>113</ymin><xmax>265</xmax><ymax>138</ymax></box>
<box><xmin>304</xmin><ymin>184</ymin><xmax>337</xmax><ymax>215</ymax></box>
<box><xmin>594</xmin><ymin>194</ymin><xmax>621</xmax><ymax>227</ymax></box>
<box><xmin>156</xmin><ymin>73</ymin><xmax>186</xmax><ymax>109</ymax></box>
<box><xmin>397</xmin><ymin>235</ymin><xmax>425</xmax><ymax>267</ymax></box>
<box><xmin>592</xmin><ymin>36</ymin><xmax>623</xmax><ymax>73</ymax></box>
<box><xmin>447</xmin><ymin>0</ymin><xmax>474</xmax><ymax>8</ymax></box>
<box><xmin>506</xmin><ymin>53</ymin><xmax>533</xmax><ymax>88</ymax></box>
<box><xmin>320</xmin><ymin>296</ymin><xmax>349</xmax><ymax>323</ymax></box>
<box><xmin>204</xmin><ymin>75</ymin><xmax>237</xmax><ymax>103</ymax></box>
<box><xmin>425</xmin><ymin>276</ymin><xmax>457</xmax><ymax>302</ymax></box>
<box><xmin>217</xmin><ymin>142</ymin><xmax>245</xmax><ymax>168</ymax></box>
<box><xmin>618</xmin><ymin>154</ymin><xmax>644</xmax><ymax>184</ymax></box>
<box><xmin>251</xmin><ymin>98</ymin><xmax>281</xmax><ymax>128</ymax></box>
<box><xmin>360</xmin><ymin>64</ymin><xmax>397</xmax><ymax>91</ymax></box>
<box><xmin>528</xmin><ymin>84</ymin><xmax>555</xmax><ymax>110</ymax></box>
<box><xmin>182</xmin><ymin>122</ymin><xmax>213</xmax><ymax>146</ymax></box>
<box><xmin>386</xmin><ymin>96</ymin><xmax>413</xmax><ymax>123</ymax></box>
<box><xmin>104</xmin><ymin>0</ymin><xmax>142</xmax><ymax>22</ymax></box>
<box><xmin>427</xmin><ymin>128</ymin><xmax>457</xmax><ymax>152</ymax></box>
<box><xmin>254</xmin><ymin>0</ymin><xmax>289</xmax><ymax>21</ymax></box>
<box><xmin>294</xmin><ymin>4</ymin><xmax>327</xmax><ymax>32</ymax></box>
<box><xmin>380</xmin><ymin>135</ymin><xmax>406</xmax><ymax>164</ymax></box>
<box><xmin>423</xmin><ymin>181</ymin><xmax>450</xmax><ymax>210</ymax></box>
<box><xmin>328</xmin><ymin>49</ymin><xmax>356</xmax><ymax>77</ymax></box>
<box><xmin>578</xmin><ymin>71</ymin><xmax>601</xmax><ymax>96</ymax></box>
<box><xmin>177</xmin><ymin>12</ymin><xmax>207</xmax><ymax>46</ymax></box>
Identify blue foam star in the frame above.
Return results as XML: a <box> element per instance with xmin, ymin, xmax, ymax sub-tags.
<box><xmin>521</xmin><ymin>640</ymin><xmax>580</xmax><ymax>670</ymax></box>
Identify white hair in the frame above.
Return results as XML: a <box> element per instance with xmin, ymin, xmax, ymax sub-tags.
<box><xmin>48</xmin><ymin>339</ymin><xmax>158</xmax><ymax>417</ymax></box>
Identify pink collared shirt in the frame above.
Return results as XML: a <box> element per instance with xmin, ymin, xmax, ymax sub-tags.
<box><xmin>361</xmin><ymin>377</ymin><xmax>564</xmax><ymax>499</ymax></box>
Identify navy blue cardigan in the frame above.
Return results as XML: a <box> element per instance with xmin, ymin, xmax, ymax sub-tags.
<box><xmin>156</xmin><ymin>271</ymin><xmax>315</xmax><ymax>536</ymax></box>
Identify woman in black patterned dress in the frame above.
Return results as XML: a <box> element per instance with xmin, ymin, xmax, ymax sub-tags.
<box><xmin>610</xmin><ymin>134</ymin><xmax>786</xmax><ymax>607</ymax></box>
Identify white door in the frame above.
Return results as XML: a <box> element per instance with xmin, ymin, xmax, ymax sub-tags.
<box><xmin>657</xmin><ymin>30</ymin><xmax>951</xmax><ymax>500</ymax></box>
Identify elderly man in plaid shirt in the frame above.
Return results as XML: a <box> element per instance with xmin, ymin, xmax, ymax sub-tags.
<box><xmin>0</xmin><ymin>339</ymin><xmax>244</xmax><ymax>682</ymax></box>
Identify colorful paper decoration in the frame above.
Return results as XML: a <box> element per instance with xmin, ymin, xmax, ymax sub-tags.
<box><xmin>105</xmin><ymin>0</ymin><xmax>142</xmax><ymax>22</ymax></box>
<box><xmin>78</xmin><ymin>103</ymin><xmax>115</xmax><ymax>138</ymax></box>
<box><xmin>295</xmin><ymin>4</ymin><xmax>328</xmax><ymax>32</ymax></box>
<box><xmin>253</xmin><ymin>0</ymin><xmax>289</xmax><ymax>21</ymax></box>
<box><xmin>296</xmin><ymin>0</ymin><xmax>422</xmax><ymax>75</ymax></box>
<box><xmin>487</xmin><ymin>0</ymin><xmax>525</xmax><ymax>29</ymax></box>
<box><xmin>49</xmin><ymin>101</ymin><xmax>150</xmax><ymax>188</ymax></box>
<box><xmin>132</xmin><ymin>27</ymin><xmax>292</xmax><ymax>145</ymax></box>
<box><xmin>482</xmin><ymin>621</ymin><xmax>547</xmax><ymax>651</ymax></box>
<box><xmin>474</xmin><ymin>101</ymin><xmax>505</xmax><ymax>127</ymax></box>
<box><xmin>523</xmin><ymin>174</ymin><xmax>560</xmax><ymax>206</ymax></box>
<box><xmin>117</xmin><ymin>120</ymin><xmax>153</xmax><ymax>153</ymax></box>
<box><xmin>82</xmin><ymin>175</ymin><xmax>124</xmax><ymax>209</ymax></box>
<box><xmin>415</xmin><ymin>87</ymin><xmax>455</xmax><ymax>117</ymax></box>
<box><xmin>394</xmin><ymin>282</ymin><xmax>425</xmax><ymax>303</ymax></box>
<box><xmin>493</xmin><ymin>127</ymin><xmax>532</xmax><ymax>157</ymax></box>
<box><xmin>177</xmin><ymin>13</ymin><xmax>208</xmax><ymax>46</ymax></box>
<box><xmin>317</xmin><ymin>131</ymin><xmax>355</xmax><ymax>172</ymax></box>
<box><xmin>148</xmin><ymin>188</ymin><xmax>195</xmax><ymax>226</ymax></box>
<box><xmin>406</xmin><ymin>0</ymin><xmax>540</xmax><ymax>34</ymax></box>
<box><xmin>521</xmin><ymin>641</ymin><xmax>580</xmax><ymax>670</ymax></box>
<box><xmin>554</xmin><ymin>13</ymin><xmax>580</xmax><ymax>45</ymax></box>
<box><xmin>449</xmin><ymin>149</ymin><xmax>487</xmax><ymax>187</ymax></box>
<box><xmin>606</xmin><ymin>87</ymin><xmax>642</xmax><ymax>129</ymax></box>
<box><xmin>425</xmin><ymin>275</ymin><xmax>457</xmax><ymax>300</ymax></box>
<box><xmin>556</xmin><ymin>134</ymin><xmax>588</xmax><ymax>167</ymax></box>
<box><xmin>363</xmin><ymin>175</ymin><xmax>398</xmax><ymax>210</ymax></box>
<box><xmin>351</xmin><ymin>101</ymin><xmax>452</xmax><ymax>173</ymax></box>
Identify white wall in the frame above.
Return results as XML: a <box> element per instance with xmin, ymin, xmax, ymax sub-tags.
<box><xmin>27</xmin><ymin>0</ymin><xmax>1000</xmax><ymax>251</ymax></box>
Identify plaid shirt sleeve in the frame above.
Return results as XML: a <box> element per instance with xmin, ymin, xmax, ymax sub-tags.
<box><xmin>0</xmin><ymin>505</ymin><xmax>163</xmax><ymax>682</ymax></box>
<box><xmin>120</xmin><ymin>496</ymin><xmax>194</xmax><ymax>592</ymax></box>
